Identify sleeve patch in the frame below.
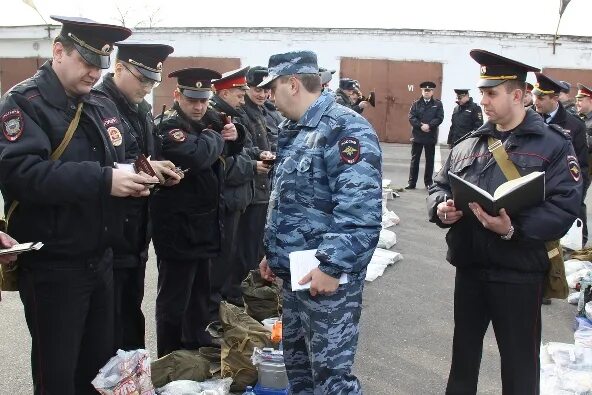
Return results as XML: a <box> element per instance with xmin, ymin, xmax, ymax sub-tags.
<box><xmin>168</xmin><ymin>129</ymin><xmax>186</xmax><ymax>143</ymax></box>
<box><xmin>339</xmin><ymin>137</ymin><xmax>361</xmax><ymax>164</ymax></box>
<box><xmin>567</xmin><ymin>155</ymin><xmax>581</xmax><ymax>182</ymax></box>
<box><xmin>1</xmin><ymin>109</ymin><xmax>24</xmax><ymax>142</ymax></box>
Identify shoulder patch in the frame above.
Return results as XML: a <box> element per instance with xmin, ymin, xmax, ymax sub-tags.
<box><xmin>1</xmin><ymin>109</ymin><xmax>24</xmax><ymax>142</ymax></box>
<box><xmin>107</xmin><ymin>127</ymin><xmax>122</xmax><ymax>147</ymax></box>
<box><xmin>567</xmin><ymin>155</ymin><xmax>581</xmax><ymax>182</ymax></box>
<box><xmin>168</xmin><ymin>129</ymin><xmax>186</xmax><ymax>143</ymax></box>
<box><xmin>339</xmin><ymin>137</ymin><xmax>361</xmax><ymax>164</ymax></box>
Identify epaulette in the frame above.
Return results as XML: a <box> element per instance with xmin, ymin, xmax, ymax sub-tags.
<box><xmin>548</xmin><ymin>123</ymin><xmax>571</xmax><ymax>140</ymax></box>
<box><xmin>9</xmin><ymin>77</ymin><xmax>37</xmax><ymax>96</ymax></box>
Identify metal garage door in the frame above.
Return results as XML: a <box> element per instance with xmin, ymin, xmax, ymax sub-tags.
<box><xmin>340</xmin><ymin>58</ymin><xmax>443</xmax><ymax>143</ymax></box>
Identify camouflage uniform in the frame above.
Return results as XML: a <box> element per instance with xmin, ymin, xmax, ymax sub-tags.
<box><xmin>264</xmin><ymin>88</ymin><xmax>382</xmax><ymax>393</ymax></box>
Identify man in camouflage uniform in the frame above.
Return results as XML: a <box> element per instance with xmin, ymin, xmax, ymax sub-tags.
<box><xmin>576</xmin><ymin>83</ymin><xmax>592</xmax><ymax>201</ymax></box>
<box><xmin>258</xmin><ymin>50</ymin><xmax>382</xmax><ymax>394</ymax></box>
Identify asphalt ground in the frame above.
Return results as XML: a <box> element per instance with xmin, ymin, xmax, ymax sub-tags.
<box><xmin>0</xmin><ymin>143</ymin><xmax>583</xmax><ymax>394</ymax></box>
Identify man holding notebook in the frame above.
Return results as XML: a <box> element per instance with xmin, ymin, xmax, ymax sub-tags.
<box><xmin>258</xmin><ymin>50</ymin><xmax>382</xmax><ymax>394</ymax></box>
<box><xmin>427</xmin><ymin>50</ymin><xmax>582</xmax><ymax>394</ymax></box>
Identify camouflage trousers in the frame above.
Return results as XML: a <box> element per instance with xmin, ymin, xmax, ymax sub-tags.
<box><xmin>282</xmin><ymin>278</ymin><xmax>364</xmax><ymax>394</ymax></box>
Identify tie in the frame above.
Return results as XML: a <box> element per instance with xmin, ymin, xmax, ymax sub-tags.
<box><xmin>543</xmin><ymin>113</ymin><xmax>551</xmax><ymax>123</ymax></box>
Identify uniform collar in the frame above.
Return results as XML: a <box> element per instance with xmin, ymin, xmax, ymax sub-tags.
<box><xmin>35</xmin><ymin>61</ymin><xmax>70</xmax><ymax>110</ymax></box>
<box><xmin>36</xmin><ymin>61</ymin><xmax>104</xmax><ymax>110</ymax></box>
<box><xmin>97</xmin><ymin>73</ymin><xmax>138</xmax><ymax>114</ymax></box>
<box><xmin>295</xmin><ymin>91</ymin><xmax>332</xmax><ymax>128</ymax></box>
<box><xmin>474</xmin><ymin>108</ymin><xmax>545</xmax><ymax>137</ymax></box>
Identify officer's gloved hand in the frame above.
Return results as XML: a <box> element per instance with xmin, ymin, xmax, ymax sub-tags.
<box><xmin>111</xmin><ymin>169</ymin><xmax>153</xmax><ymax>197</ymax></box>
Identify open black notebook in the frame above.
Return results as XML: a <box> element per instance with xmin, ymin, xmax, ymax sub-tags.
<box><xmin>448</xmin><ymin>171</ymin><xmax>545</xmax><ymax>217</ymax></box>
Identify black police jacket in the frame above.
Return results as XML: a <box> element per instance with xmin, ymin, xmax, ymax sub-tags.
<box><xmin>242</xmin><ymin>95</ymin><xmax>272</xmax><ymax>204</ymax></box>
<box><xmin>95</xmin><ymin>74</ymin><xmax>155</xmax><ymax>267</ymax></box>
<box><xmin>263</xmin><ymin>101</ymin><xmax>282</xmax><ymax>152</ymax></box>
<box><xmin>0</xmin><ymin>61</ymin><xmax>128</xmax><ymax>265</ymax></box>
<box><xmin>409</xmin><ymin>97</ymin><xmax>444</xmax><ymax>145</ymax></box>
<box><xmin>427</xmin><ymin>109</ymin><xmax>582</xmax><ymax>283</ymax></box>
<box><xmin>447</xmin><ymin>98</ymin><xmax>483</xmax><ymax>145</ymax></box>
<box><xmin>547</xmin><ymin>102</ymin><xmax>590</xmax><ymax>189</ymax></box>
<box><xmin>150</xmin><ymin>104</ymin><xmax>225</xmax><ymax>260</ymax></box>
<box><xmin>209</xmin><ymin>95</ymin><xmax>255</xmax><ymax>212</ymax></box>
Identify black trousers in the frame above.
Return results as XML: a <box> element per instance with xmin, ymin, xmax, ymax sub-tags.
<box><xmin>209</xmin><ymin>209</ymin><xmax>241</xmax><ymax>321</ymax></box>
<box><xmin>446</xmin><ymin>270</ymin><xmax>543</xmax><ymax>395</ymax></box>
<box><xmin>113</xmin><ymin>264</ymin><xmax>146</xmax><ymax>351</ymax></box>
<box><xmin>235</xmin><ymin>203</ymin><xmax>267</xmax><ymax>283</ymax></box>
<box><xmin>408</xmin><ymin>142</ymin><xmax>436</xmax><ymax>187</ymax></box>
<box><xmin>19</xmin><ymin>249</ymin><xmax>114</xmax><ymax>395</ymax></box>
<box><xmin>155</xmin><ymin>257</ymin><xmax>211</xmax><ymax>358</ymax></box>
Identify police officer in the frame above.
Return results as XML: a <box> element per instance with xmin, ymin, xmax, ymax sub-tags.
<box><xmin>524</xmin><ymin>82</ymin><xmax>535</xmax><ymax>109</ymax></box>
<box><xmin>236</xmin><ymin>67</ymin><xmax>275</xmax><ymax>287</ymax></box>
<box><xmin>406</xmin><ymin>81</ymin><xmax>444</xmax><ymax>189</ymax></box>
<box><xmin>428</xmin><ymin>50</ymin><xmax>582</xmax><ymax>395</ymax></box>
<box><xmin>0</xmin><ymin>16</ymin><xmax>157</xmax><ymax>395</ymax></box>
<box><xmin>335</xmin><ymin>78</ymin><xmax>369</xmax><ymax>113</ymax></box>
<box><xmin>559</xmin><ymin>80</ymin><xmax>578</xmax><ymax>116</ymax></box>
<box><xmin>151</xmin><ymin>67</ymin><xmax>239</xmax><ymax>357</ymax></box>
<box><xmin>447</xmin><ymin>89</ymin><xmax>483</xmax><ymax>147</ymax></box>
<box><xmin>576</xmin><ymin>83</ymin><xmax>592</xmax><ymax>206</ymax></box>
<box><xmin>319</xmin><ymin>67</ymin><xmax>336</xmax><ymax>91</ymax></box>
<box><xmin>258</xmin><ymin>50</ymin><xmax>382</xmax><ymax>394</ymax></box>
<box><xmin>208</xmin><ymin>67</ymin><xmax>256</xmax><ymax>311</ymax></box>
<box><xmin>95</xmin><ymin>42</ymin><xmax>182</xmax><ymax>351</ymax></box>
<box><xmin>533</xmin><ymin>72</ymin><xmax>589</xmax><ymax>248</ymax></box>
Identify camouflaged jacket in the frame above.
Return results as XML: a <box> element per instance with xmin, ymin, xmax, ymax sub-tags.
<box><xmin>264</xmin><ymin>92</ymin><xmax>382</xmax><ymax>281</ymax></box>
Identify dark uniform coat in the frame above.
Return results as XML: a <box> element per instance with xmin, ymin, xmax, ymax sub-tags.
<box><xmin>0</xmin><ymin>61</ymin><xmax>128</xmax><ymax>263</ymax></box>
<box><xmin>150</xmin><ymin>104</ymin><xmax>227</xmax><ymax>261</ymax></box>
<box><xmin>427</xmin><ymin>109</ymin><xmax>582</xmax><ymax>284</ymax></box>
<box><xmin>409</xmin><ymin>97</ymin><xmax>445</xmax><ymax>145</ymax></box>
<box><xmin>447</xmin><ymin>98</ymin><xmax>483</xmax><ymax>145</ymax></box>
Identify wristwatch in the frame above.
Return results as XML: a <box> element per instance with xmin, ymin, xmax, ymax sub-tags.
<box><xmin>500</xmin><ymin>224</ymin><xmax>515</xmax><ymax>240</ymax></box>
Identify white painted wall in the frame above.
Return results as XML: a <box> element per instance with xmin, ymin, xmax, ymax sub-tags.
<box><xmin>2</xmin><ymin>25</ymin><xmax>591</xmax><ymax>143</ymax></box>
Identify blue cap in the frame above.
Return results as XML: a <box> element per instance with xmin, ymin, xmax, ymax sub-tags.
<box><xmin>258</xmin><ymin>50</ymin><xmax>319</xmax><ymax>88</ymax></box>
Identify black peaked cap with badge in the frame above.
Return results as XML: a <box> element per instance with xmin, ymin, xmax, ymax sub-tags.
<box><xmin>246</xmin><ymin>66</ymin><xmax>269</xmax><ymax>87</ymax></box>
<box><xmin>169</xmin><ymin>68</ymin><xmax>222</xmax><ymax>99</ymax></box>
<box><xmin>533</xmin><ymin>73</ymin><xmax>564</xmax><ymax>96</ymax></box>
<box><xmin>454</xmin><ymin>89</ymin><xmax>470</xmax><ymax>95</ymax></box>
<box><xmin>469</xmin><ymin>49</ymin><xmax>540</xmax><ymax>88</ymax></box>
<box><xmin>115</xmin><ymin>42</ymin><xmax>174</xmax><ymax>82</ymax></box>
<box><xmin>212</xmin><ymin>66</ymin><xmax>250</xmax><ymax>91</ymax></box>
<box><xmin>420</xmin><ymin>81</ymin><xmax>437</xmax><ymax>89</ymax></box>
<box><xmin>51</xmin><ymin>15</ymin><xmax>131</xmax><ymax>69</ymax></box>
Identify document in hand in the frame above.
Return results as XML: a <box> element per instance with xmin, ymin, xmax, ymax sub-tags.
<box><xmin>289</xmin><ymin>249</ymin><xmax>348</xmax><ymax>291</ymax></box>
<box><xmin>0</xmin><ymin>242</ymin><xmax>43</xmax><ymax>256</ymax></box>
<box><xmin>448</xmin><ymin>171</ymin><xmax>545</xmax><ymax>217</ymax></box>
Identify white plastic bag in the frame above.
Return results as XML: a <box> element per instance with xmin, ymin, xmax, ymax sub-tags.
<box><xmin>381</xmin><ymin>210</ymin><xmax>400</xmax><ymax>228</ymax></box>
<box><xmin>565</xmin><ymin>259</ymin><xmax>586</xmax><ymax>277</ymax></box>
<box><xmin>569</xmin><ymin>292</ymin><xmax>582</xmax><ymax>305</ymax></box>
<box><xmin>156</xmin><ymin>378</ymin><xmax>232</xmax><ymax>395</ymax></box>
<box><xmin>365</xmin><ymin>249</ymin><xmax>403</xmax><ymax>282</ymax></box>
<box><xmin>567</xmin><ymin>268</ymin><xmax>592</xmax><ymax>289</ymax></box>
<box><xmin>377</xmin><ymin>229</ymin><xmax>397</xmax><ymax>249</ymax></box>
<box><xmin>561</xmin><ymin>218</ymin><xmax>583</xmax><ymax>251</ymax></box>
<box><xmin>92</xmin><ymin>349</ymin><xmax>154</xmax><ymax>395</ymax></box>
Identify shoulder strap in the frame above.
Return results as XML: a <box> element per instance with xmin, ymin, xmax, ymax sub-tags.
<box><xmin>487</xmin><ymin>136</ymin><xmax>521</xmax><ymax>180</ymax></box>
<box><xmin>5</xmin><ymin>102</ymin><xmax>84</xmax><ymax>229</ymax></box>
<box><xmin>487</xmin><ymin>136</ymin><xmax>559</xmax><ymax>259</ymax></box>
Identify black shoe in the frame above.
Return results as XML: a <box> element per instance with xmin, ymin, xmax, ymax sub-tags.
<box><xmin>404</xmin><ymin>184</ymin><xmax>416</xmax><ymax>190</ymax></box>
<box><xmin>542</xmin><ymin>297</ymin><xmax>552</xmax><ymax>305</ymax></box>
